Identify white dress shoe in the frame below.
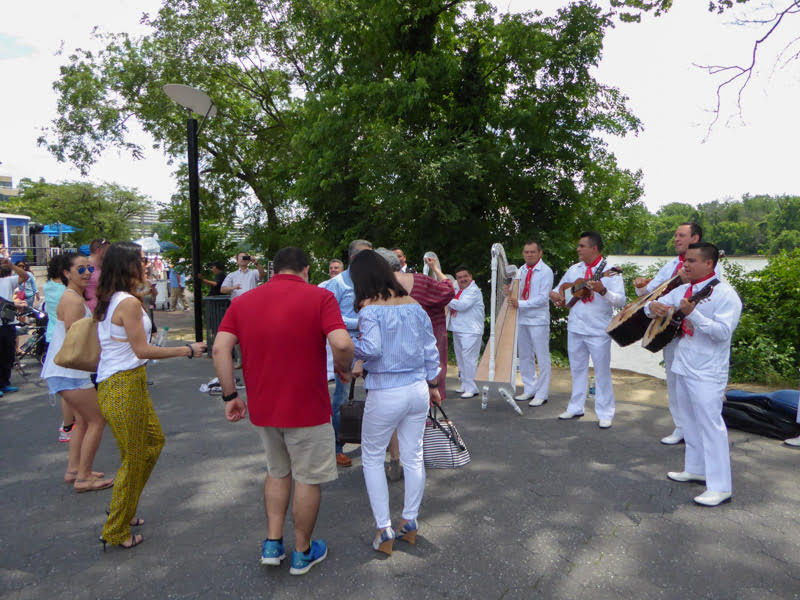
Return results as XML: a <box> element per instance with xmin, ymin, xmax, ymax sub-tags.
<box><xmin>558</xmin><ymin>410</ymin><xmax>584</xmax><ymax>420</ymax></box>
<box><xmin>598</xmin><ymin>419</ymin><xmax>612</xmax><ymax>429</ymax></box>
<box><xmin>460</xmin><ymin>392</ymin><xmax>478</xmax><ymax>399</ymax></box>
<box><xmin>784</xmin><ymin>435</ymin><xmax>800</xmax><ymax>447</ymax></box>
<box><xmin>660</xmin><ymin>429</ymin><xmax>685</xmax><ymax>445</ymax></box>
<box><xmin>667</xmin><ymin>471</ymin><xmax>706</xmax><ymax>484</ymax></box>
<box><xmin>528</xmin><ymin>398</ymin><xmax>547</xmax><ymax>407</ymax></box>
<box><xmin>693</xmin><ymin>490</ymin><xmax>732</xmax><ymax>506</ymax></box>
<box><xmin>514</xmin><ymin>392</ymin><xmax>534</xmax><ymax>401</ymax></box>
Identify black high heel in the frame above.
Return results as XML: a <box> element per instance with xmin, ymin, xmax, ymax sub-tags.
<box><xmin>99</xmin><ymin>534</ymin><xmax>143</xmax><ymax>550</ymax></box>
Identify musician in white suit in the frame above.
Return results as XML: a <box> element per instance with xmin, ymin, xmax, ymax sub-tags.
<box><xmin>550</xmin><ymin>232</ymin><xmax>625</xmax><ymax>428</ymax></box>
<box><xmin>634</xmin><ymin>222</ymin><xmax>723</xmax><ymax>446</ymax></box>
<box><xmin>508</xmin><ymin>241</ymin><xmax>553</xmax><ymax>407</ymax></box>
<box><xmin>447</xmin><ymin>266</ymin><xmax>485</xmax><ymax>399</ymax></box>
<box><xmin>645</xmin><ymin>242</ymin><xmax>741</xmax><ymax>507</ymax></box>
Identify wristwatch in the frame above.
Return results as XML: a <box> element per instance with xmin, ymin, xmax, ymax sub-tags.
<box><xmin>222</xmin><ymin>391</ymin><xmax>239</xmax><ymax>403</ymax></box>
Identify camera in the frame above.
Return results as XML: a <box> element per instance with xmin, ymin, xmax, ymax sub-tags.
<box><xmin>241</xmin><ymin>255</ymin><xmax>251</xmax><ymax>261</ymax></box>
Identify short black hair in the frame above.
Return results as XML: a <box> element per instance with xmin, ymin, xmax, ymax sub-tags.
<box><xmin>688</xmin><ymin>242</ymin><xmax>719</xmax><ymax>267</ymax></box>
<box><xmin>454</xmin><ymin>265</ymin><xmax>471</xmax><ymax>276</ymax></box>
<box><xmin>679</xmin><ymin>222</ymin><xmax>703</xmax><ymax>240</ymax></box>
<box><xmin>579</xmin><ymin>231</ymin><xmax>603</xmax><ymax>252</ymax></box>
<box><xmin>273</xmin><ymin>247</ymin><xmax>309</xmax><ymax>274</ymax></box>
<box><xmin>209</xmin><ymin>261</ymin><xmax>225</xmax><ymax>270</ymax></box>
<box><xmin>47</xmin><ymin>254</ymin><xmax>66</xmax><ymax>281</ymax></box>
<box><xmin>350</xmin><ymin>250</ymin><xmax>408</xmax><ymax>312</ymax></box>
<box><xmin>523</xmin><ymin>240</ymin><xmax>542</xmax><ymax>251</ymax></box>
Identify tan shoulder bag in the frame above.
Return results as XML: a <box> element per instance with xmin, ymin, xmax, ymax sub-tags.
<box><xmin>54</xmin><ymin>317</ymin><xmax>101</xmax><ymax>372</ymax></box>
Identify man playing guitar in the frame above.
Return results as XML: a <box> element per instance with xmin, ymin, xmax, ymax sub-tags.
<box><xmin>645</xmin><ymin>242</ymin><xmax>741</xmax><ymax>507</ymax></box>
<box><xmin>550</xmin><ymin>232</ymin><xmax>625</xmax><ymax>428</ymax></box>
<box><xmin>634</xmin><ymin>222</ymin><xmax>723</xmax><ymax>446</ymax></box>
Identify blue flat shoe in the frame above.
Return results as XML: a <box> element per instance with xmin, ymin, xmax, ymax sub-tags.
<box><xmin>1</xmin><ymin>385</ymin><xmax>17</xmax><ymax>393</ymax></box>
<box><xmin>289</xmin><ymin>539</ymin><xmax>327</xmax><ymax>575</ymax></box>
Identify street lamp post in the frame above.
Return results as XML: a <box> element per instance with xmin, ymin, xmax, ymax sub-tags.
<box><xmin>163</xmin><ymin>84</ymin><xmax>217</xmax><ymax>343</ymax></box>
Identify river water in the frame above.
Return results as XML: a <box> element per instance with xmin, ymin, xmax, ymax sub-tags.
<box><xmin>605</xmin><ymin>255</ymin><xmax>768</xmax><ymax>379</ymax></box>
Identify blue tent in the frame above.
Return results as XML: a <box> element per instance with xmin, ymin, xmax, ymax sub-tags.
<box><xmin>78</xmin><ymin>244</ymin><xmax>91</xmax><ymax>256</ymax></box>
<box><xmin>159</xmin><ymin>240</ymin><xmax>179</xmax><ymax>251</ymax></box>
<box><xmin>42</xmin><ymin>222</ymin><xmax>82</xmax><ymax>237</ymax></box>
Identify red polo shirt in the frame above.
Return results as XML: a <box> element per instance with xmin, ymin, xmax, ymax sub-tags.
<box><xmin>217</xmin><ymin>273</ymin><xmax>345</xmax><ymax>428</ymax></box>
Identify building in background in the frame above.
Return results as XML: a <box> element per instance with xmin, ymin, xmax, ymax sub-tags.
<box><xmin>130</xmin><ymin>205</ymin><xmax>164</xmax><ymax>238</ymax></box>
<box><xmin>0</xmin><ymin>176</ymin><xmax>20</xmax><ymax>202</ymax></box>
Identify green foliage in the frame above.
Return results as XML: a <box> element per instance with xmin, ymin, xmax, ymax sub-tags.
<box><xmin>726</xmin><ymin>250</ymin><xmax>800</xmax><ymax>385</ymax></box>
<box><xmin>611</xmin><ymin>0</ymin><xmax>751</xmax><ymax>22</ymax></box>
<box><xmin>7</xmin><ymin>179</ymin><xmax>149</xmax><ymax>245</ymax></box>
<box><xmin>615</xmin><ymin>194</ymin><xmax>800</xmax><ymax>256</ymax></box>
<box><xmin>41</xmin><ymin>0</ymin><xmax>645</xmax><ymax>278</ymax></box>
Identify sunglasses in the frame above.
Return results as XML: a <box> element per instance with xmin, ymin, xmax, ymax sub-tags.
<box><xmin>76</xmin><ymin>265</ymin><xmax>96</xmax><ymax>275</ymax></box>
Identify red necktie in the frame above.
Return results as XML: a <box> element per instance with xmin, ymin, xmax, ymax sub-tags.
<box><xmin>679</xmin><ymin>273</ymin><xmax>715</xmax><ymax>337</ymax></box>
<box><xmin>581</xmin><ymin>256</ymin><xmax>603</xmax><ymax>304</ymax></box>
<box><xmin>451</xmin><ymin>288</ymin><xmax>464</xmax><ymax>317</ymax></box>
<box><xmin>671</xmin><ymin>254</ymin><xmax>686</xmax><ymax>278</ymax></box>
<box><xmin>521</xmin><ymin>259</ymin><xmax>539</xmax><ymax>300</ymax></box>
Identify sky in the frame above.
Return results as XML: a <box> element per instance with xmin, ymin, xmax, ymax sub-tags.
<box><xmin>1</xmin><ymin>0</ymin><xmax>798</xmax><ymax>212</ymax></box>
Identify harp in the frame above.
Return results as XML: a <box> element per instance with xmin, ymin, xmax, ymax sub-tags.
<box><xmin>475</xmin><ymin>243</ymin><xmax>522</xmax><ymax>415</ymax></box>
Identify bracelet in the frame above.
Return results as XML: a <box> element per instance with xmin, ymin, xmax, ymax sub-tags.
<box><xmin>185</xmin><ymin>343</ymin><xmax>194</xmax><ymax>359</ymax></box>
<box><xmin>427</xmin><ymin>382</ymin><xmax>439</xmax><ymax>388</ymax></box>
<box><xmin>222</xmin><ymin>391</ymin><xmax>238</xmax><ymax>402</ymax></box>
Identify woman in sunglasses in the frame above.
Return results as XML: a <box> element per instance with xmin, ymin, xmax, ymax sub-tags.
<box><xmin>41</xmin><ymin>253</ymin><xmax>114</xmax><ymax>492</ymax></box>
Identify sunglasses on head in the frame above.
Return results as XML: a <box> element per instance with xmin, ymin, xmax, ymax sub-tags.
<box><xmin>76</xmin><ymin>265</ymin><xmax>96</xmax><ymax>275</ymax></box>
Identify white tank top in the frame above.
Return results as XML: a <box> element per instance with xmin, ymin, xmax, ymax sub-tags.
<box><xmin>96</xmin><ymin>292</ymin><xmax>151</xmax><ymax>383</ymax></box>
<box><xmin>40</xmin><ymin>289</ymin><xmax>93</xmax><ymax>380</ymax></box>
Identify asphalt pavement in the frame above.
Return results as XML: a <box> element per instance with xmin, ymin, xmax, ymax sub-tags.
<box><xmin>2</xmin><ymin>336</ymin><xmax>800</xmax><ymax>599</ymax></box>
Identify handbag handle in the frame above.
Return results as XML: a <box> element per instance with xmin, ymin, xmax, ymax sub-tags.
<box><xmin>427</xmin><ymin>404</ymin><xmax>466</xmax><ymax>451</ymax></box>
<box><xmin>349</xmin><ymin>378</ymin><xmax>356</xmax><ymax>401</ymax></box>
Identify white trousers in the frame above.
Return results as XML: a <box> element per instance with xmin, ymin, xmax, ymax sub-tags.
<box><xmin>663</xmin><ymin>342</ymin><xmax>682</xmax><ymax>435</ymax></box>
<box><xmin>674</xmin><ymin>376</ymin><xmax>732</xmax><ymax>493</ymax></box>
<box><xmin>566</xmin><ymin>332</ymin><xmax>615</xmax><ymax>420</ymax></box>
<box><xmin>361</xmin><ymin>381</ymin><xmax>429</xmax><ymax>529</ymax></box>
<box><xmin>517</xmin><ymin>324</ymin><xmax>551</xmax><ymax>399</ymax></box>
<box><xmin>453</xmin><ymin>332</ymin><xmax>482</xmax><ymax>394</ymax></box>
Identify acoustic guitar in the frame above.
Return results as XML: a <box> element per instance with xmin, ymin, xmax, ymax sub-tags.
<box><xmin>641</xmin><ymin>279</ymin><xmax>720</xmax><ymax>353</ymax></box>
<box><xmin>558</xmin><ymin>260</ymin><xmax>623</xmax><ymax>308</ymax></box>
<box><xmin>607</xmin><ymin>275</ymin><xmax>683</xmax><ymax>347</ymax></box>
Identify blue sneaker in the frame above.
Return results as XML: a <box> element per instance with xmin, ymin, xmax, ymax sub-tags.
<box><xmin>1</xmin><ymin>385</ymin><xmax>17</xmax><ymax>393</ymax></box>
<box><xmin>289</xmin><ymin>539</ymin><xmax>327</xmax><ymax>575</ymax></box>
<box><xmin>260</xmin><ymin>539</ymin><xmax>286</xmax><ymax>566</ymax></box>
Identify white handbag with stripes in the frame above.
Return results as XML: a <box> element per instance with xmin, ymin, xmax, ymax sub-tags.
<box><xmin>423</xmin><ymin>405</ymin><xmax>471</xmax><ymax>469</ymax></box>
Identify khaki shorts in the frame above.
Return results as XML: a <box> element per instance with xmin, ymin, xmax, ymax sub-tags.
<box><xmin>255</xmin><ymin>423</ymin><xmax>338</xmax><ymax>485</ymax></box>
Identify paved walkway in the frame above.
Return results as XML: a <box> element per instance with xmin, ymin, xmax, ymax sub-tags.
<box><xmin>2</xmin><ymin>321</ymin><xmax>800</xmax><ymax>599</ymax></box>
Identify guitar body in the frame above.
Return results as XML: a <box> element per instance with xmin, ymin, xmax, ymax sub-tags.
<box><xmin>607</xmin><ymin>275</ymin><xmax>682</xmax><ymax>347</ymax></box>
<box><xmin>559</xmin><ymin>263</ymin><xmax>622</xmax><ymax>309</ymax></box>
<box><xmin>642</xmin><ymin>308</ymin><xmax>685</xmax><ymax>353</ymax></box>
<box><xmin>641</xmin><ymin>278</ymin><xmax>720</xmax><ymax>353</ymax></box>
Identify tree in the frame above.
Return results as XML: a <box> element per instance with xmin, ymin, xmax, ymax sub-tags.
<box><xmin>40</xmin><ymin>0</ymin><xmax>646</xmax><ymax>276</ymax></box>
<box><xmin>6</xmin><ymin>179</ymin><xmax>149</xmax><ymax>245</ymax></box>
<box><xmin>613</xmin><ymin>0</ymin><xmax>800</xmax><ymax>134</ymax></box>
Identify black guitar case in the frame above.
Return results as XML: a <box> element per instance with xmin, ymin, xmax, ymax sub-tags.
<box><xmin>722</xmin><ymin>389</ymin><xmax>800</xmax><ymax>440</ymax></box>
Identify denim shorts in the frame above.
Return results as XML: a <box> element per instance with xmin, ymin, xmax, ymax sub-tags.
<box><xmin>46</xmin><ymin>376</ymin><xmax>94</xmax><ymax>394</ymax></box>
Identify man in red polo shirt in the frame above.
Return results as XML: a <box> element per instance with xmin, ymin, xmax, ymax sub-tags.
<box><xmin>213</xmin><ymin>246</ymin><xmax>353</xmax><ymax>576</ymax></box>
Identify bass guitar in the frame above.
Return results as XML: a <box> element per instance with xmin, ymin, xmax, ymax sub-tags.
<box><xmin>641</xmin><ymin>279</ymin><xmax>720</xmax><ymax>353</ymax></box>
<box><xmin>558</xmin><ymin>260</ymin><xmax>623</xmax><ymax>308</ymax></box>
<box><xmin>607</xmin><ymin>275</ymin><xmax>683</xmax><ymax>347</ymax></box>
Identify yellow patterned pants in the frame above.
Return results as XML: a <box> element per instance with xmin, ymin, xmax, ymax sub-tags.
<box><xmin>98</xmin><ymin>365</ymin><xmax>165</xmax><ymax>545</ymax></box>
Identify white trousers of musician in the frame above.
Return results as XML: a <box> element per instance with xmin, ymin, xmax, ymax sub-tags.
<box><xmin>674</xmin><ymin>376</ymin><xmax>732</xmax><ymax>493</ymax></box>
<box><xmin>663</xmin><ymin>342</ymin><xmax>683</xmax><ymax>436</ymax></box>
<box><xmin>453</xmin><ymin>332</ymin><xmax>482</xmax><ymax>395</ymax></box>
<box><xmin>566</xmin><ymin>332</ymin><xmax>615</xmax><ymax>421</ymax></box>
<box><xmin>518</xmin><ymin>324</ymin><xmax>551</xmax><ymax>399</ymax></box>
<box><xmin>361</xmin><ymin>381</ymin><xmax>429</xmax><ymax>529</ymax></box>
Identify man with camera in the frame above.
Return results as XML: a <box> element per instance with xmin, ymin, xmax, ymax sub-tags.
<box><xmin>0</xmin><ymin>258</ymin><xmax>30</xmax><ymax>396</ymax></box>
<box><xmin>221</xmin><ymin>252</ymin><xmax>266</xmax><ymax>300</ymax></box>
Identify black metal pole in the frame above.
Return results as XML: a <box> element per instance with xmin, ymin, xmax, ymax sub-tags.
<box><xmin>187</xmin><ymin>117</ymin><xmax>203</xmax><ymax>342</ymax></box>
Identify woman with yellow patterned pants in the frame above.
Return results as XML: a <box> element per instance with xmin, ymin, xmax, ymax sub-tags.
<box><xmin>94</xmin><ymin>242</ymin><xmax>206</xmax><ymax>550</ymax></box>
